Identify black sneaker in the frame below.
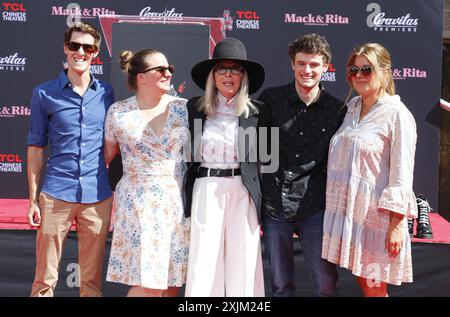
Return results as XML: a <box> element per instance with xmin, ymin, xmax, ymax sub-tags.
<box><xmin>407</xmin><ymin>218</ymin><xmax>414</xmax><ymax>236</ymax></box>
<box><xmin>416</xmin><ymin>196</ymin><xmax>433</xmax><ymax>239</ymax></box>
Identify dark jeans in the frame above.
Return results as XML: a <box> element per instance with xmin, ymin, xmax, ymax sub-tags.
<box><xmin>262</xmin><ymin>211</ymin><xmax>338</xmax><ymax>297</ymax></box>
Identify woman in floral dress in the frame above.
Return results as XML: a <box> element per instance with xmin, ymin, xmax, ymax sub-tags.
<box><xmin>322</xmin><ymin>43</ymin><xmax>417</xmax><ymax>296</ymax></box>
<box><xmin>104</xmin><ymin>49</ymin><xmax>189</xmax><ymax>297</ymax></box>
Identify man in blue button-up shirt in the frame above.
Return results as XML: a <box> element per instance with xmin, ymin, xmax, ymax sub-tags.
<box><xmin>26</xmin><ymin>22</ymin><xmax>115</xmax><ymax>297</ymax></box>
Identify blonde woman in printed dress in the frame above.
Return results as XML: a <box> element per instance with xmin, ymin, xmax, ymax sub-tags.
<box><xmin>321</xmin><ymin>43</ymin><xmax>418</xmax><ymax>297</ymax></box>
<box><xmin>104</xmin><ymin>49</ymin><xmax>189</xmax><ymax>297</ymax></box>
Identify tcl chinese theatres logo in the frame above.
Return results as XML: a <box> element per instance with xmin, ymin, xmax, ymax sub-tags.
<box><xmin>222</xmin><ymin>9</ymin><xmax>261</xmax><ymax>31</ymax></box>
<box><xmin>321</xmin><ymin>64</ymin><xmax>336</xmax><ymax>82</ymax></box>
<box><xmin>0</xmin><ymin>153</ymin><xmax>23</xmax><ymax>173</ymax></box>
<box><xmin>1</xmin><ymin>2</ymin><xmax>27</xmax><ymax>22</ymax></box>
<box><xmin>235</xmin><ymin>10</ymin><xmax>260</xmax><ymax>30</ymax></box>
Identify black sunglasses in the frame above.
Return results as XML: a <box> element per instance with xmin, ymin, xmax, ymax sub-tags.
<box><xmin>348</xmin><ymin>65</ymin><xmax>373</xmax><ymax>77</ymax></box>
<box><xmin>65</xmin><ymin>41</ymin><xmax>98</xmax><ymax>54</ymax></box>
<box><xmin>214</xmin><ymin>64</ymin><xmax>244</xmax><ymax>75</ymax></box>
<box><xmin>142</xmin><ymin>65</ymin><xmax>175</xmax><ymax>76</ymax></box>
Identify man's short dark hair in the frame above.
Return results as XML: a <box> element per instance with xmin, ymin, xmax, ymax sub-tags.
<box><xmin>64</xmin><ymin>22</ymin><xmax>101</xmax><ymax>47</ymax></box>
<box><xmin>288</xmin><ymin>33</ymin><xmax>331</xmax><ymax>64</ymax></box>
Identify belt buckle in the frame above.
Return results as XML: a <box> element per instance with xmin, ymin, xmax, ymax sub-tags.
<box><xmin>231</xmin><ymin>169</ymin><xmax>235</xmax><ymax>177</ymax></box>
<box><xmin>207</xmin><ymin>168</ymin><xmax>211</xmax><ymax>177</ymax></box>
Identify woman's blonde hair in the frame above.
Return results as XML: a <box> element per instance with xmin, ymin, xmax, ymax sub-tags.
<box><xmin>197</xmin><ymin>67</ymin><xmax>257</xmax><ymax>118</ymax></box>
<box><xmin>344</xmin><ymin>43</ymin><xmax>395</xmax><ymax>104</ymax></box>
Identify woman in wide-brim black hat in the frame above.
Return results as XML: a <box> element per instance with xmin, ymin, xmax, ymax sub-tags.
<box><xmin>184</xmin><ymin>37</ymin><xmax>270</xmax><ymax>297</ymax></box>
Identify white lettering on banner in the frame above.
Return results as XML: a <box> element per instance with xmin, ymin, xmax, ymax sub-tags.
<box><xmin>90</xmin><ymin>65</ymin><xmax>103</xmax><ymax>75</ymax></box>
<box><xmin>236</xmin><ymin>19</ymin><xmax>259</xmax><ymax>29</ymax></box>
<box><xmin>374</xmin><ymin>13</ymin><xmax>418</xmax><ymax>27</ymax></box>
<box><xmin>0</xmin><ymin>53</ymin><xmax>26</xmax><ymax>71</ymax></box>
<box><xmin>0</xmin><ymin>163</ymin><xmax>22</xmax><ymax>172</ymax></box>
<box><xmin>321</xmin><ymin>72</ymin><xmax>336</xmax><ymax>82</ymax></box>
<box><xmin>139</xmin><ymin>6</ymin><xmax>183</xmax><ymax>19</ymax></box>
<box><xmin>90</xmin><ymin>56</ymin><xmax>104</xmax><ymax>75</ymax></box>
<box><xmin>0</xmin><ymin>65</ymin><xmax>24</xmax><ymax>71</ymax></box>
<box><xmin>0</xmin><ymin>53</ymin><xmax>26</xmax><ymax>65</ymax></box>
<box><xmin>366</xmin><ymin>3</ymin><xmax>419</xmax><ymax>32</ymax></box>
<box><xmin>2</xmin><ymin>11</ymin><xmax>26</xmax><ymax>21</ymax></box>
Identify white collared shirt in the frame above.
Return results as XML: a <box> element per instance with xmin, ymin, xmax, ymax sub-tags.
<box><xmin>201</xmin><ymin>93</ymin><xmax>240</xmax><ymax>169</ymax></box>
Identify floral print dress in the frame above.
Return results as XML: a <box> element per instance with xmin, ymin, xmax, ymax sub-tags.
<box><xmin>105</xmin><ymin>95</ymin><xmax>190</xmax><ymax>289</ymax></box>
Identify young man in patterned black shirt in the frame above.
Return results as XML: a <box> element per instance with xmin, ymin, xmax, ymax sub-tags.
<box><xmin>258</xmin><ymin>33</ymin><xmax>346</xmax><ymax>297</ymax></box>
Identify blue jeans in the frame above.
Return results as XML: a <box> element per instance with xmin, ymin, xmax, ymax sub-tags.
<box><xmin>262</xmin><ymin>211</ymin><xmax>338</xmax><ymax>297</ymax></box>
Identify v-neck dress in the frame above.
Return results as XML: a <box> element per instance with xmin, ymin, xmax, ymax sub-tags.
<box><xmin>104</xmin><ymin>95</ymin><xmax>190</xmax><ymax>289</ymax></box>
<box><xmin>321</xmin><ymin>95</ymin><xmax>417</xmax><ymax>285</ymax></box>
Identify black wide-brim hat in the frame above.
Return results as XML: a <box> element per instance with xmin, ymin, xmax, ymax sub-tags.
<box><xmin>191</xmin><ymin>37</ymin><xmax>265</xmax><ymax>95</ymax></box>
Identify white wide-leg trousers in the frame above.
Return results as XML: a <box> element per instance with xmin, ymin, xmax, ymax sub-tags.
<box><xmin>185</xmin><ymin>176</ymin><xmax>264</xmax><ymax>297</ymax></box>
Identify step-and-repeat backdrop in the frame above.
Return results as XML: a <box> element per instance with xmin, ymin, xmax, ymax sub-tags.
<box><xmin>0</xmin><ymin>0</ymin><xmax>444</xmax><ymax>209</ymax></box>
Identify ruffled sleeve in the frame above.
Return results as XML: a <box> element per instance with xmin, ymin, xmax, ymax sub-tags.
<box><xmin>378</xmin><ymin>100</ymin><xmax>418</xmax><ymax>218</ymax></box>
<box><xmin>378</xmin><ymin>186</ymin><xmax>417</xmax><ymax>218</ymax></box>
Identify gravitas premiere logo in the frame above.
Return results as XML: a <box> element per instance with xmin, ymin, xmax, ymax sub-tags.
<box><xmin>0</xmin><ymin>53</ymin><xmax>26</xmax><ymax>71</ymax></box>
<box><xmin>366</xmin><ymin>3</ymin><xmax>419</xmax><ymax>32</ymax></box>
<box><xmin>1</xmin><ymin>2</ymin><xmax>27</xmax><ymax>22</ymax></box>
<box><xmin>284</xmin><ymin>12</ymin><xmax>349</xmax><ymax>26</ymax></box>
<box><xmin>139</xmin><ymin>6</ymin><xmax>183</xmax><ymax>20</ymax></box>
<box><xmin>392</xmin><ymin>67</ymin><xmax>427</xmax><ymax>80</ymax></box>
